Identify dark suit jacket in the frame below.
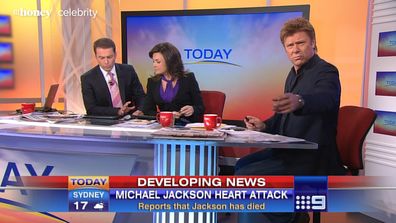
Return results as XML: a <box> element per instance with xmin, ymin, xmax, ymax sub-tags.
<box><xmin>264</xmin><ymin>54</ymin><xmax>345</xmax><ymax>175</ymax></box>
<box><xmin>81</xmin><ymin>64</ymin><xmax>145</xmax><ymax>116</ymax></box>
<box><xmin>143</xmin><ymin>72</ymin><xmax>204</xmax><ymax>122</ymax></box>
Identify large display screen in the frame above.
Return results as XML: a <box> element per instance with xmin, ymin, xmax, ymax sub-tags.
<box><xmin>122</xmin><ymin>6</ymin><xmax>309</xmax><ymax>120</ymax></box>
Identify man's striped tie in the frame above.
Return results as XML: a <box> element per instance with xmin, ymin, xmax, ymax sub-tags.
<box><xmin>107</xmin><ymin>72</ymin><xmax>122</xmax><ymax>108</ymax></box>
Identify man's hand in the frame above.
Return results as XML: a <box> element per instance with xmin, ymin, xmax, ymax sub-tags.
<box><xmin>272</xmin><ymin>93</ymin><xmax>303</xmax><ymax>114</ymax></box>
<box><xmin>132</xmin><ymin>110</ymin><xmax>143</xmax><ymax>116</ymax></box>
<box><xmin>244</xmin><ymin>115</ymin><xmax>265</xmax><ymax>131</ymax></box>
<box><xmin>118</xmin><ymin>101</ymin><xmax>135</xmax><ymax>116</ymax></box>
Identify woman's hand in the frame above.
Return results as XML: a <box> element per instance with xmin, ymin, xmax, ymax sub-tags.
<box><xmin>172</xmin><ymin>111</ymin><xmax>181</xmax><ymax>119</ymax></box>
<box><xmin>179</xmin><ymin>105</ymin><xmax>194</xmax><ymax>117</ymax></box>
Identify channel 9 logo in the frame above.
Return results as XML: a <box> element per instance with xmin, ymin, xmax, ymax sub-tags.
<box><xmin>295</xmin><ymin>195</ymin><xmax>326</xmax><ymax>211</ymax></box>
<box><xmin>294</xmin><ymin>177</ymin><xmax>327</xmax><ymax>212</ymax></box>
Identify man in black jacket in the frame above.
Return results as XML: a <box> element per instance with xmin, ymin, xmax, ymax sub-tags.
<box><xmin>81</xmin><ymin>38</ymin><xmax>145</xmax><ymax>116</ymax></box>
<box><xmin>237</xmin><ymin>18</ymin><xmax>345</xmax><ymax>223</ymax></box>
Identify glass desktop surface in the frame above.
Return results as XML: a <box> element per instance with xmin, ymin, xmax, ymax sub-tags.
<box><xmin>0</xmin><ymin>118</ymin><xmax>317</xmax><ymax>149</ymax></box>
<box><xmin>0</xmin><ymin>119</ymin><xmax>154</xmax><ymax>141</ymax></box>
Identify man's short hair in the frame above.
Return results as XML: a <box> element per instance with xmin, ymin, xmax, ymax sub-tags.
<box><xmin>280</xmin><ymin>17</ymin><xmax>317</xmax><ymax>51</ymax></box>
<box><xmin>93</xmin><ymin>38</ymin><xmax>116</xmax><ymax>54</ymax></box>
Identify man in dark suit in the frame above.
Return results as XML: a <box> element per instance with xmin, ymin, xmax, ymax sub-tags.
<box><xmin>237</xmin><ymin>18</ymin><xmax>346</xmax><ymax>223</ymax></box>
<box><xmin>81</xmin><ymin>38</ymin><xmax>145</xmax><ymax>116</ymax></box>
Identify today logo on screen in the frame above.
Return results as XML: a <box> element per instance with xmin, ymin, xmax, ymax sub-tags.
<box><xmin>183</xmin><ymin>48</ymin><xmax>241</xmax><ymax>67</ymax></box>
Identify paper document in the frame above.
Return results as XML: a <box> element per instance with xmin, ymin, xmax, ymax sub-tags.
<box><xmin>113</xmin><ymin>119</ymin><xmax>158</xmax><ymax>128</ymax></box>
<box><xmin>152</xmin><ymin>128</ymin><xmax>225</xmax><ymax>139</ymax></box>
<box><xmin>21</xmin><ymin>113</ymin><xmax>50</xmax><ymax>122</ymax></box>
<box><xmin>185</xmin><ymin>122</ymin><xmax>231</xmax><ymax>130</ymax></box>
<box><xmin>21</xmin><ymin>112</ymin><xmax>83</xmax><ymax>123</ymax></box>
<box><xmin>0</xmin><ymin>115</ymin><xmax>20</xmax><ymax>120</ymax></box>
<box><xmin>43</xmin><ymin>113</ymin><xmax>82</xmax><ymax>119</ymax></box>
<box><xmin>220</xmin><ymin>129</ymin><xmax>305</xmax><ymax>143</ymax></box>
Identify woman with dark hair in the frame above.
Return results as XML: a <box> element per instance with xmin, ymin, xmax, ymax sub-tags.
<box><xmin>143</xmin><ymin>42</ymin><xmax>204</xmax><ymax>123</ymax></box>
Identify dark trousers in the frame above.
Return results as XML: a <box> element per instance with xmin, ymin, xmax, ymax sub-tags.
<box><xmin>235</xmin><ymin>149</ymin><xmax>314</xmax><ymax>223</ymax></box>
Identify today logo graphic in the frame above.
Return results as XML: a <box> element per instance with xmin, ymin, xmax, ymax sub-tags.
<box><xmin>184</xmin><ymin>48</ymin><xmax>241</xmax><ymax>67</ymax></box>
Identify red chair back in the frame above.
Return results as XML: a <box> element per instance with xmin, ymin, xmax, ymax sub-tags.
<box><xmin>200</xmin><ymin>90</ymin><xmax>226</xmax><ymax>117</ymax></box>
<box><xmin>336</xmin><ymin>106</ymin><xmax>376</xmax><ymax>175</ymax></box>
<box><xmin>314</xmin><ymin>106</ymin><xmax>376</xmax><ymax>223</ymax></box>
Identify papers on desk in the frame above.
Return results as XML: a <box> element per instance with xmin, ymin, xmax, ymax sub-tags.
<box><xmin>220</xmin><ymin>129</ymin><xmax>305</xmax><ymax>143</ymax></box>
<box><xmin>20</xmin><ymin>112</ymin><xmax>83</xmax><ymax>123</ymax></box>
<box><xmin>21</xmin><ymin>114</ymin><xmax>47</xmax><ymax>122</ymax></box>
<box><xmin>152</xmin><ymin>128</ymin><xmax>226</xmax><ymax>140</ymax></box>
<box><xmin>113</xmin><ymin>119</ymin><xmax>158</xmax><ymax>128</ymax></box>
<box><xmin>44</xmin><ymin>113</ymin><xmax>82</xmax><ymax>119</ymax></box>
<box><xmin>185</xmin><ymin>122</ymin><xmax>231</xmax><ymax>130</ymax></box>
<box><xmin>0</xmin><ymin>114</ymin><xmax>20</xmax><ymax>120</ymax></box>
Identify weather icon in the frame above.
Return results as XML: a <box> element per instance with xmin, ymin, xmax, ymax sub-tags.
<box><xmin>94</xmin><ymin>202</ymin><xmax>104</xmax><ymax>210</ymax></box>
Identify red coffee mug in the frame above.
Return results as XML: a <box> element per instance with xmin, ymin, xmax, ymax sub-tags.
<box><xmin>156</xmin><ymin>112</ymin><xmax>174</xmax><ymax>127</ymax></box>
<box><xmin>21</xmin><ymin>103</ymin><xmax>35</xmax><ymax>114</ymax></box>
<box><xmin>204</xmin><ymin>114</ymin><xmax>222</xmax><ymax>130</ymax></box>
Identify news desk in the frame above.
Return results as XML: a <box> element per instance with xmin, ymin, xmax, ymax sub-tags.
<box><xmin>0</xmin><ymin>118</ymin><xmax>316</xmax><ymax>223</ymax></box>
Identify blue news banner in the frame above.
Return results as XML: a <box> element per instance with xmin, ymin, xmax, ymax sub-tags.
<box><xmin>23</xmin><ymin>176</ymin><xmax>344</xmax><ymax>213</ymax></box>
